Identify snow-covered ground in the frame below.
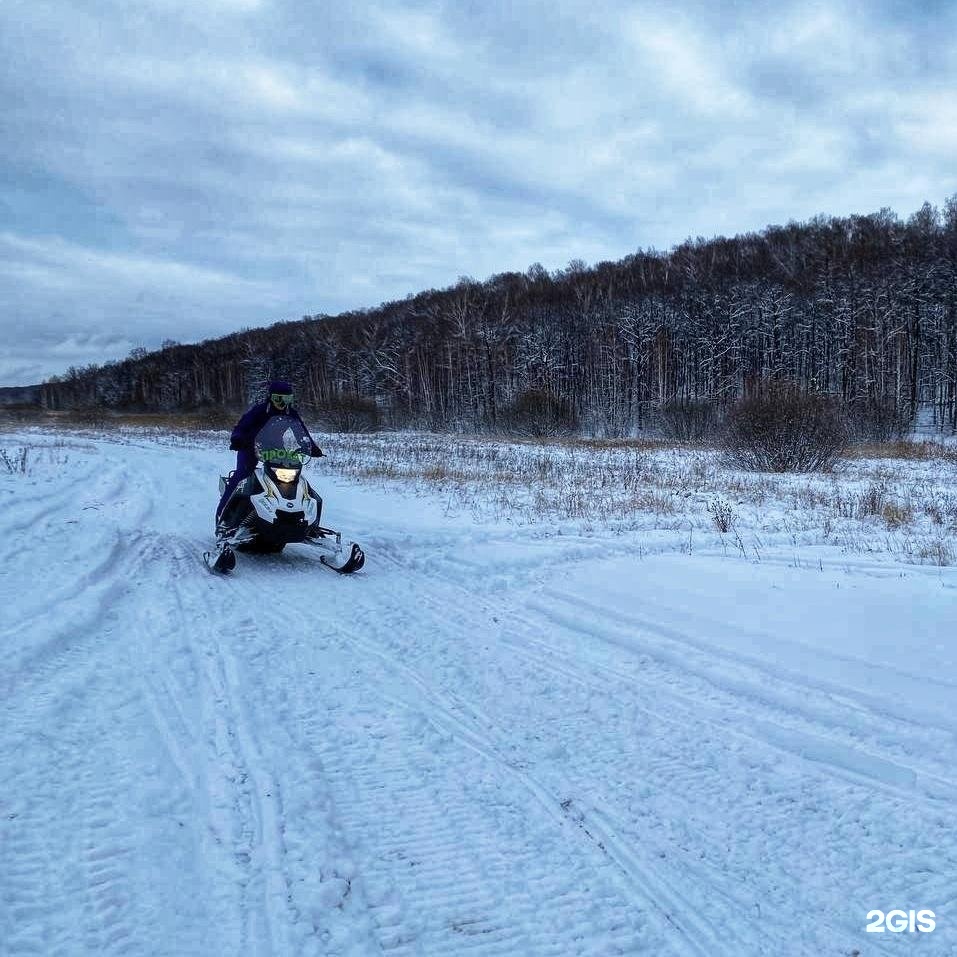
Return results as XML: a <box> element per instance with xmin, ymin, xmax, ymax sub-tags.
<box><xmin>1</xmin><ymin>427</ymin><xmax>955</xmax><ymax>956</ymax></box>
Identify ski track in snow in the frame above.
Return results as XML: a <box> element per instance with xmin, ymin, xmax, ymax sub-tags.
<box><xmin>522</xmin><ymin>590</ymin><xmax>957</xmax><ymax>802</ymax></box>
<box><xmin>321</xmin><ymin>600</ymin><xmax>739</xmax><ymax>957</ymax></box>
<box><xmin>1</xmin><ymin>429</ymin><xmax>955</xmax><ymax>956</ymax></box>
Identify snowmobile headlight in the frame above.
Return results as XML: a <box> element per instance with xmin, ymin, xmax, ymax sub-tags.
<box><xmin>274</xmin><ymin>467</ymin><xmax>299</xmax><ymax>483</ymax></box>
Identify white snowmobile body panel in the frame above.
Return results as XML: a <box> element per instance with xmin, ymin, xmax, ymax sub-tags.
<box><xmin>250</xmin><ymin>466</ymin><xmax>319</xmax><ymax>525</ymax></box>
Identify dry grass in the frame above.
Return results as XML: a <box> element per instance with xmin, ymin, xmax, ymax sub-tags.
<box><xmin>0</xmin><ymin>439</ymin><xmax>91</xmax><ymax>477</ymax></box>
<box><xmin>1</xmin><ymin>409</ymin><xmax>238</xmax><ymax>431</ymax></box>
<box><xmin>562</xmin><ymin>436</ymin><xmax>679</xmax><ymax>453</ymax></box>
<box><xmin>846</xmin><ymin>440</ymin><xmax>957</xmax><ymax>463</ymax></box>
<box><xmin>881</xmin><ymin>502</ymin><xmax>914</xmax><ymax>529</ymax></box>
<box><xmin>893</xmin><ymin>537</ymin><xmax>956</xmax><ymax>566</ymax></box>
<box><xmin>707</xmin><ymin>499</ymin><xmax>736</xmax><ymax>533</ymax></box>
<box><xmin>857</xmin><ymin>483</ymin><xmax>887</xmax><ymax>518</ymax></box>
<box><xmin>325</xmin><ymin>434</ymin><xmax>692</xmax><ymax>523</ymax></box>
<box><xmin>0</xmin><ymin>446</ymin><xmax>29</xmax><ymax>473</ymax></box>
<box><xmin>627</xmin><ymin>490</ymin><xmax>679</xmax><ymax>515</ymax></box>
<box><xmin>320</xmin><ymin>431</ymin><xmax>957</xmax><ymax>565</ymax></box>
<box><xmin>6</xmin><ymin>416</ymin><xmax>956</xmax><ymax>565</ymax></box>
<box><xmin>918</xmin><ymin>539</ymin><xmax>955</xmax><ymax>565</ymax></box>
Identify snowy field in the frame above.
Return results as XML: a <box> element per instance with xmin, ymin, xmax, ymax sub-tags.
<box><xmin>1</xmin><ymin>425</ymin><xmax>955</xmax><ymax>956</ymax></box>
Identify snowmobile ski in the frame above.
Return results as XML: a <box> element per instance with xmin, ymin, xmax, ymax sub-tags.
<box><xmin>319</xmin><ymin>542</ymin><xmax>365</xmax><ymax>575</ymax></box>
<box><xmin>303</xmin><ymin>527</ymin><xmax>365</xmax><ymax>574</ymax></box>
<box><xmin>204</xmin><ymin>545</ymin><xmax>237</xmax><ymax>574</ymax></box>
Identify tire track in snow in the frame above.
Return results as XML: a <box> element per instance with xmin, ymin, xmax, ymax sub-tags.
<box><xmin>0</xmin><ymin>454</ymin><xmax>131</xmax><ymax>620</ymax></box>
<box><xmin>327</xmin><ymin>573</ymin><xmax>915</xmax><ymax>957</ymax></box>
<box><xmin>1</xmin><ymin>628</ymin><xmax>190</xmax><ymax>955</ymax></box>
<box><xmin>548</xmin><ymin>585</ymin><xmax>957</xmax><ymax>732</ymax></box>
<box><xmin>0</xmin><ymin>447</ymin><xmax>151</xmax><ymax>665</ymax></box>
<box><xmin>312</xmin><ymin>691</ymin><xmax>647</xmax><ymax>956</ymax></box>
<box><xmin>0</xmin><ymin>765</ymin><xmax>72</xmax><ymax>955</ymax></box>
<box><xmin>219</xmin><ymin>555</ymin><xmax>655</xmax><ymax>954</ymax></box>
<box><xmin>0</xmin><ymin>458</ymin><xmax>105</xmax><ymax>547</ymax></box>
<box><xmin>202</xmin><ymin>636</ymin><xmax>282</xmax><ymax>955</ymax></box>
<box><xmin>294</xmin><ymin>579</ymin><xmax>726</xmax><ymax>957</ymax></box>
<box><xmin>527</xmin><ymin>589</ymin><xmax>957</xmax><ymax>804</ymax></box>
<box><xmin>3</xmin><ymin>437</ymin><xmax>332</xmax><ymax>954</ymax></box>
<box><xmin>84</xmin><ymin>530</ymin><xmax>287</xmax><ymax>955</ymax></box>
<box><xmin>220</xmin><ymin>622</ymin><xmax>298</xmax><ymax>956</ymax></box>
<box><xmin>85</xmin><ymin>445</ymin><xmax>313</xmax><ymax>953</ymax></box>
<box><xmin>0</xmin><ymin>525</ymin><xmax>131</xmax><ymax>645</ymax></box>
<box><xmin>137</xmin><ymin>550</ymin><xmax>294</xmax><ymax>956</ymax></box>
<box><xmin>126</xmin><ymin>535</ymin><xmax>211</xmax><ymax>799</ymax></box>
<box><xmin>0</xmin><ymin>530</ymin><xmax>154</xmax><ymax>744</ymax></box>
<box><xmin>77</xmin><ymin>754</ymin><xmax>141</xmax><ymax>956</ymax></box>
<box><xmin>203</xmin><ymin>565</ymin><xmax>382</xmax><ymax>955</ymax></box>
<box><xmin>488</xmin><ymin>588</ymin><xmax>950</xmax><ymax>955</ymax></box>
<box><xmin>492</xmin><ymin>633</ymin><xmax>882</xmax><ymax>957</ymax></box>
<box><xmin>0</xmin><ymin>446</ymin><xmax>177</xmax><ymax>955</ymax></box>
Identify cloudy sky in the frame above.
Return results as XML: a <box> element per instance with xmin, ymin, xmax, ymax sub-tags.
<box><xmin>2</xmin><ymin>0</ymin><xmax>955</xmax><ymax>384</ymax></box>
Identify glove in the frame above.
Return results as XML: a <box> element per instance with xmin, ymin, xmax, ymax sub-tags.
<box><xmin>311</xmin><ymin>442</ymin><xmax>325</xmax><ymax>457</ymax></box>
<box><xmin>229</xmin><ymin>437</ymin><xmax>242</xmax><ymax>452</ymax></box>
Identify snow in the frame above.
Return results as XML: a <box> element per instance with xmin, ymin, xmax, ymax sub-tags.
<box><xmin>1</xmin><ymin>427</ymin><xmax>955</xmax><ymax>955</ymax></box>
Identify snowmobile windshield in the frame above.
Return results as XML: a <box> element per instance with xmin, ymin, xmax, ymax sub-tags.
<box><xmin>254</xmin><ymin>415</ymin><xmax>313</xmax><ymax>468</ymax></box>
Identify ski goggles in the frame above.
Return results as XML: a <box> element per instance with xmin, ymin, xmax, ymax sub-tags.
<box><xmin>270</xmin><ymin>392</ymin><xmax>294</xmax><ymax>409</ymax></box>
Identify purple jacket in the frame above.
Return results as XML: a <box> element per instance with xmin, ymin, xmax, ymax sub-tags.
<box><xmin>229</xmin><ymin>402</ymin><xmax>322</xmax><ymax>457</ymax></box>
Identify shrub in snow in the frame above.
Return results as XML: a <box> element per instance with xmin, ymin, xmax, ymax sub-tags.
<box><xmin>857</xmin><ymin>482</ymin><xmax>887</xmax><ymax>518</ymax></box>
<box><xmin>722</xmin><ymin>381</ymin><xmax>847</xmax><ymax>472</ymax></box>
<box><xmin>707</xmin><ymin>497</ymin><xmax>735</xmax><ymax>532</ymax></box>
<box><xmin>500</xmin><ymin>389</ymin><xmax>579</xmax><ymax>438</ymax></box>
<box><xmin>658</xmin><ymin>399</ymin><xmax>720</xmax><ymax>442</ymax></box>
<box><xmin>845</xmin><ymin>396</ymin><xmax>913</xmax><ymax>443</ymax></box>
<box><xmin>0</xmin><ymin>447</ymin><xmax>29</xmax><ymax>474</ymax></box>
<box><xmin>315</xmin><ymin>394</ymin><xmax>381</xmax><ymax>433</ymax></box>
<box><xmin>881</xmin><ymin>501</ymin><xmax>914</xmax><ymax>528</ymax></box>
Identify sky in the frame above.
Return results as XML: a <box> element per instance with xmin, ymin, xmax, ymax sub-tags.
<box><xmin>1</xmin><ymin>0</ymin><xmax>956</xmax><ymax>385</ymax></box>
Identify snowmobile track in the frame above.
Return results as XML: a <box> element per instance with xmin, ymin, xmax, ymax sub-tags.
<box><xmin>313</xmin><ymin>589</ymin><xmax>741</xmax><ymax>956</ymax></box>
<box><xmin>526</xmin><ymin>589</ymin><xmax>957</xmax><ymax>803</ymax></box>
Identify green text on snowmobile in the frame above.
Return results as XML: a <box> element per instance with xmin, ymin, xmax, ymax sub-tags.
<box><xmin>259</xmin><ymin>448</ymin><xmax>308</xmax><ymax>464</ymax></box>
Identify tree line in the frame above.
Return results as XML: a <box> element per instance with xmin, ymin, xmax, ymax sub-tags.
<box><xmin>40</xmin><ymin>198</ymin><xmax>957</xmax><ymax>435</ymax></box>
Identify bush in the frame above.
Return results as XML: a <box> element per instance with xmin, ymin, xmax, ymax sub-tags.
<box><xmin>0</xmin><ymin>447</ymin><xmax>29</xmax><ymax>474</ymax></box>
<box><xmin>857</xmin><ymin>482</ymin><xmax>886</xmax><ymax>517</ymax></box>
<box><xmin>707</xmin><ymin>497</ymin><xmax>735</xmax><ymax>532</ymax></box>
<box><xmin>722</xmin><ymin>381</ymin><xmax>848</xmax><ymax>472</ymax></box>
<box><xmin>881</xmin><ymin>502</ymin><xmax>913</xmax><ymax>528</ymax></box>
<box><xmin>845</xmin><ymin>397</ymin><xmax>913</xmax><ymax>443</ymax></box>
<box><xmin>500</xmin><ymin>389</ymin><xmax>579</xmax><ymax>438</ymax></box>
<box><xmin>314</xmin><ymin>394</ymin><xmax>381</xmax><ymax>433</ymax></box>
<box><xmin>658</xmin><ymin>399</ymin><xmax>719</xmax><ymax>442</ymax></box>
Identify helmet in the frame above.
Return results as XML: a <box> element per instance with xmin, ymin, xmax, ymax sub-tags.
<box><xmin>267</xmin><ymin>379</ymin><xmax>294</xmax><ymax>411</ymax></box>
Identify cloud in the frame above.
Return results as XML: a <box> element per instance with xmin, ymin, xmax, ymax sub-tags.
<box><xmin>0</xmin><ymin>331</ymin><xmax>136</xmax><ymax>385</ymax></box>
<box><xmin>0</xmin><ymin>233</ymin><xmax>270</xmax><ymax>292</ymax></box>
<box><xmin>1</xmin><ymin>0</ymin><xmax>956</xmax><ymax>384</ymax></box>
<box><xmin>0</xmin><ymin>232</ymin><xmax>284</xmax><ymax>376</ymax></box>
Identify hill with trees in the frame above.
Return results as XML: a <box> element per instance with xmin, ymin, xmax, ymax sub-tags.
<box><xmin>37</xmin><ymin>198</ymin><xmax>957</xmax><ymax>435</ymax></box>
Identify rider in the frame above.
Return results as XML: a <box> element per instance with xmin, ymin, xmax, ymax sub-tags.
<box><xmin>216</xmin><ymin>379</ymin><xmax>323</xmax><ymax>528</ymax></box>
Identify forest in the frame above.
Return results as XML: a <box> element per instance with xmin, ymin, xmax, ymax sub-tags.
<box><xmin>37</xmin><ymin>198</ymin><xmax>957</xmax><ymax>436</ymax></box>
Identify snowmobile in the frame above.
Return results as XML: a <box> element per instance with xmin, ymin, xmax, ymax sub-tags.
<box><xmin>204</xmin><ymin>415</ymin><xmax>365</xmax><ymax>575</ymax></box>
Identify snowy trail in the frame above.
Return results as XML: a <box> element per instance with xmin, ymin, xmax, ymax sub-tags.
<box><xmin>1</xmin><ymin>429</ymin><xmax>954</xmax><ymax>955</ymax></box>
<box><xmin>206</xmin><ymin>553</ymin><xmax>655</xmax><ymax>954</ymax></box>
<box><xmin>522</xmin><ymin>587</ymin><xmax>957</xmax><ymax>800</ymax></box>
